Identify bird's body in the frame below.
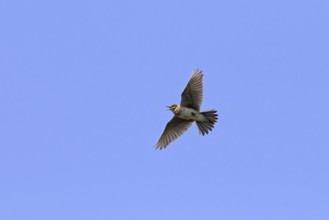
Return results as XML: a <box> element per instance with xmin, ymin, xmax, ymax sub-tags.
<box><xmin>155</xmin><ymin>69</ymin><xmax>218</xmax><ymax>149</ymax></box>
<box><xmin>169</xmin><ymin>105</ymin><xmax>207</xmax><ymax>122</ymax></box>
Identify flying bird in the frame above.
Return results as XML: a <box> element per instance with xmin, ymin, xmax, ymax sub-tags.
<box><xmin>155</xmin><ymin>69</ymin><xmax>218</xmax><ymax>149</ymax></box>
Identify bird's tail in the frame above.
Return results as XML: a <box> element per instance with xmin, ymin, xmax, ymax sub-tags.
<box><xmin>196</xmin><ymin>109</ymin><xmax>218</xmax><ymax>136</ymax></box>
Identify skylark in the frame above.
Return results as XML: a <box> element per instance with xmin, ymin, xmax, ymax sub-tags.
<box><xmin>155</xmin><ymin>69</ymin><xmax>218</xmax><ymax>149</ymax></box>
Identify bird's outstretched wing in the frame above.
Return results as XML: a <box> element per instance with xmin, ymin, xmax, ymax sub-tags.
<box><xmin>180</xmin><ymin>69</ymin><xmax>203</xmax><ymax>111</ymax></box>
<box><xmin>155</xmin><ymin>117</ymin><xmax>193</xmax><ymax>149</ymax></box>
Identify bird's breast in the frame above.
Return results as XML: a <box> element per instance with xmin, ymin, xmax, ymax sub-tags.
<box><xmin>175</xmin><ymin>107</ymin><xmax>199</xmax><ymax>120</ymax></box>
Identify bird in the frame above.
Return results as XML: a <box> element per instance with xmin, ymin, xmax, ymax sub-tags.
<box><xmin>155</xmin><ymin>69</ymin><xmax>218</xmax><ymax>149</ymax></box>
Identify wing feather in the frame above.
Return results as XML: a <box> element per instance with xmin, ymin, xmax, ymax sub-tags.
<box><xmin>180</xmin><ymin>69</ymin><xmax>203</xmax><ymax>110</ymax></box>
<box><xmin>155</xmin><ymin>117</ymin><xmax>193</xmax><ymax>149</ymax></box>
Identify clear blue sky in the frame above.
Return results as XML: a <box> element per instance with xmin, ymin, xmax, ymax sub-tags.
<box><xmin>1</xmin><ymin>1</ymin><xmax>328</xmax><ymax>219</ymax></box>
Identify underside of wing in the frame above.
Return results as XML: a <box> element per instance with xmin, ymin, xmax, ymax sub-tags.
<box><xmin>180</xmin><ymin>69</ymin><xmax>203</xmax><ymax>111</ymax></box>
<box><xmin>155</xmin><ymin>117</ymin><xmax>193</xmax><ymax>150</ymax></box>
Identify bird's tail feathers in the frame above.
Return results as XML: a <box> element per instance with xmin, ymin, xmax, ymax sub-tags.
<box><xmin>196</xmin><ymin>109</ymin><xmax>218</xmax><ymax>136</ymax></box>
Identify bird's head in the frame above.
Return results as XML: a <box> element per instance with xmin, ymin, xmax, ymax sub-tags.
<box><xmin>167</xmin><ymin>104</ymin><xmax>177</xmax><ymax>112</ymax></box>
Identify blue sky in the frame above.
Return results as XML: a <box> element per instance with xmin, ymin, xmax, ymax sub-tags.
<box><xmin>1</xmin><ymin>0</ymin><xmax>329</xmax><ymax>219</ymax></box>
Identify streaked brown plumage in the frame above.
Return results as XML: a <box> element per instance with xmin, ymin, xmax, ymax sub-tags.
<box><xmin>155</xmin><ymin>69</ymin><xmax>218</xmax><ymax>149</ymax></box>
